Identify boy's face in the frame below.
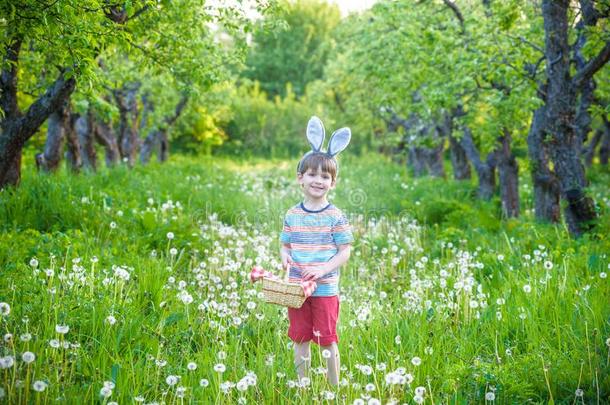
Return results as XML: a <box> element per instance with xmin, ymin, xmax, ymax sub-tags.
<box><xmin>297</xmin><ymin>166</ymin><xmax>336</xmax><ymax>200</ymax></box>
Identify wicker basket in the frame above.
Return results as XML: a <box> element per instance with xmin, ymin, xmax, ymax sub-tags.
<box><xmin>262</xmin><ymin>277</ymin><xmax>306</xmax><ymax>308</ymax></box>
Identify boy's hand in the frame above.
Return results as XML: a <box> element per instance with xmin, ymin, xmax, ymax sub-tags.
<box><xmin>280</xmin><ymin>251</ymin><xmax>293</xmax><ymax>271</ymax></box>
<box><xmin>301</xmin><ymin>266</ymin><xmax>326</xmax><ymax>281</ymax></box>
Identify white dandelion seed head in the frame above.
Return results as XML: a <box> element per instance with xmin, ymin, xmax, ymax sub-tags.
<box><xmin>110</xmin><ymin>221</ymin><xmax>117</xmax><ymax>229</ymax></box>
<box><xmin>100</xmin><ymin>386</ymin><xmax>112</xmax><ymax>398</ymax></box>
<box><xmin>411</xmin><ymin>356</ymin><xmax>422</xmax><ymax>366</ymax></box>
<box><xmin>29</xmin><ymin>258</ymin><xmax>39</xmax><ymax>268</ymax></box>
<box><xmin>322</xmin><ymin>349</ymin><xmax>331</xmax><ymax>359</ymax></box>
<box><xmin>485</xmin><ymin>391</ymin><xmax>496</xmax><ymax>401</ymax></box>
<box><xmin>523</xmin><ymin>284</ymin><xmax>532</xmax><ymax>293</ymax></box>
<box><xmin>544</xmin><ymin>260</ymin><xmax>553</xmax><ymax>270</ymax></box>
<box><xmin>365</xmin><ymin>383</ymin><xmax>376</xmax><ymax>392</ymax></box>
<box><xmin>214</xmin><ymin>363</ymin><xmax>226</xmax><ymax>373</ymax></box>
<box><xmin>600</xmin><ymin>272</ymin><xmax>607</xmax><ymax>279</ymax></box>
<box><xmin>166</xmin><ymin>375</ymin><xmax>179</xmax><ymax>386</ymax></box>
<box><xmin>20</xmin><ymin>333</ymin><xmax>32</xmax><ymax>342</ymax></box>
<box><xmin>413</xmin><ymin>395</ymin><xmax>424</xmax><ymax>404</ymax></box>
<box><xmin>55</xmin><ymin>324</ymin><xmax>70</xmax><ymax>334</ymax></box>
<box><xmin>0</xmin><ymin>302</ymin><xmax>10</xmax><ymax>316</ymax></box>
<box><xmin>199</xmin><ymin>378</ymin><xmax>209</xmax><ymax>387</ymax></box>
<box><xmin>169</xmin><ymin>248</ymin><xmax>178</xmax><ymax>256</ymax></box>
<box><xmin>187</xmin><ymin>362</ymin><xmax>197</xmax><ymax>371</ymax></box>
<box><xmin>32</xmin><ymin>380</ymin><xmax>48</xmax><ymax>392</ymax></box>
<box><xmin>21</xmin><ymin>352</ymin><xmax>35</xmax><ymax>364</ymax></box>
<box><xmin>415</xmin><ymin>386</ymin><xmax>426</xmax><ymax>396</ymax></box>
<box><xmin>105</xmin><ymin>315</ymin><xmax>117</xmax><ymax>325</ymax></box>
<box><xmin>575</xmin><ymin>388</ymin><xmax>584</xmax><ymax>397</ymax></box>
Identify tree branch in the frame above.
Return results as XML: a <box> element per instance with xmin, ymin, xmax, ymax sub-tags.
<box><xmin>0</xmin><ymin>37</ymin><xmax>23</xmax><ymax>119</ymax></box>
<box><xmin>18</xmin><ymin>70</ymin><xmax>76</xmax><ymax>144</ymax></box>
<box><xmin>572</xmin><ymin>41</ymin><xmax>610</xmax><ymax>88</ymax></box>
<box><xmin>441</xmin><ymin>0</ymin><xmax>465</xmax><ymax>33</ymax></box>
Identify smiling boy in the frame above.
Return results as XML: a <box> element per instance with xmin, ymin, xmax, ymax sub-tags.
<box><xmin>279</xmin><ymin>117</ymin><xmax>353</xmax><ymax>386</ymax></box>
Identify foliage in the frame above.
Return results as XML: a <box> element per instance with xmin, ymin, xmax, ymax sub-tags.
<box><xmin>243</xmin><ymin>0</ymin><xmax>341</xmax><ymax>98</ymax></box>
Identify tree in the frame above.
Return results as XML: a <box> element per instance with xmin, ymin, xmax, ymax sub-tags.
<box><xmin>1</xmin><ymin>0</ymin><xmax>268</xmax><ymax>189</ymax></box>
<box><xmin>243</xmin><ymin>0</ymin><xmax>341</xmax><ymax>98</ymax></box>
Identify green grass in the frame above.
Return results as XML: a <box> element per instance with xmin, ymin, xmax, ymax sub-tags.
<box><xmin>0</xmin><ymin>154</ymin><xmax>609</xmax><ymax>404</ymax></box>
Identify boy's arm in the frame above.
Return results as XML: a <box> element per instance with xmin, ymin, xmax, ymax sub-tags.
<box><xmin>302</xmin><ymin>244</ymin><xmax>351</xmax><ymax>281</ymax></box>
<box><xmin>280</xmin><ymin>243</ymin><xmax>292</xmax><ymax>271</ymax></box>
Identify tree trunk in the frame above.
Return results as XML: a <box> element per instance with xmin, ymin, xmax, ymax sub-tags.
<box><xmin>407</xmin><ymin>147</ymin><xmax>427</xmax><ymax>177</ymax></box>
<box><xmin>0</xmin><ymin>36</ymin><xmax>76</xmax><ymax>188</ymax></box>
<box><xmin>76</xmin><ymin>110</ymin><xmax>97</xmax><ymax>171</ymax></box>
<box><xmin>64</xmin><ymin>112</ymin><xmax>82</xmax><ymax>172</ymax></box>
<box><xmin>158</xmin><ymin>130</ymin><xmax>169</xmax><ymax>162</ymax></box>
<box><xmin>583</xmin><ymin>129</ymin><xmax>602</xmax><ymax>167</ymax></box>
<box><xmin>424</xmin><ymin>142</ymin><xmax>446</xmax><ymax>178</ymax></box>
<box><xmin>113</xmin><ymin>83</ymin><xmax>141</xmax><ymax>167</ymax></box>
<box><xmin>496</xmin><ymin>129</ymin><xmax>519</xmax><ymax>218</ymax></box>
<box><xmin>527</xmin><ymin>105</ymin><xmax>561</xmax><ymax>223</ymax></box>
<box><xmin>542</xmin><ymin>0</ymin><xmax>601</xmax><ymax>236</ymax></box>
<box><xmin>600</xmin><ymin>116</ymin><xmax>610</xmax><ymax>165</ymax></box>
<box><xmin>35</xmin><ymin>103</ymin><xmax>68</xmax><ymax>172</ymax></box>
<box><xmin>448</xmin><ymin>135</ymin><xmax>471</xmax><ymax>180</ymax></box>
<box><xmin>140</xmin><ymin>130</ymin><xmax>161</xmax><ymax>164</ymax></box>
<box><xmin>94</xmin><ymin>120</ymin><xmax>120</xmax><ymax>167</ymax></box>
<box><xmin>459</xmin><ymin>126</ymin><xmax>496</xmax><ymax>200</ymax></box>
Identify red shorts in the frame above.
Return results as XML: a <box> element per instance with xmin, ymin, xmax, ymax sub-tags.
<box><xmin>288</xmin><ymin>296</ymin><xmax>339</xmax><ymax>346</ymax></box>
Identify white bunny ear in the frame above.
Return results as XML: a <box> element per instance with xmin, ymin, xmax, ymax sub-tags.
<box><xmin>327</xmin><ymin>127</ymin><xmax>351</xmax><ymax>157</ymax></box>
<box><xmin>306</xmin><ymin>116</ymin><xmax>325</xmax><ymax>152</ymax></box>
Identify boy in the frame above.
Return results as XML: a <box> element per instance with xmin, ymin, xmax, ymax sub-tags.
<box><xmin>279</xmin><ymin>116</ymin><xmax>353</xmax><ymax>386</ymax></box>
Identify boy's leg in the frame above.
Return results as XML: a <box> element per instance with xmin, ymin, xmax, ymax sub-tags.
<box><xmin>310</xmin><ymin>296</ymin><xmax>340</xmax><ymax>385</ymax></box>
<box><xmin>293</xmin><ymin>341</ymin><xmax>311</xmax><ymax>381</ymax></box>
<box><xmin>288</xmin><ymin>298</ymin><xmax>314</xmax><ymax>382</ymax></box>
<box><xmin>321</xmin><ymin>342</ymin><xmax>340</xmax><ymax>385</ymax></box>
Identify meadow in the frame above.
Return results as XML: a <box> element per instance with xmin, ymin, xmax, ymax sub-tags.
<box><xmin>0</xmin><ymin>155</ymin><xmax>609</xmax><ymax>404</ymax></box>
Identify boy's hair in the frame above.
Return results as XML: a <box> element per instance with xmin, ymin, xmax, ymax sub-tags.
<box><xmin>297</xmin><ymin>152</ymin><xmax>338</xmax><ymax>182</ymax></box>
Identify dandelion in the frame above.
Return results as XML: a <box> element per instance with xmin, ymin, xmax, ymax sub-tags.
<box><xmin>522</xmin><ymin>284</ymin><xmax>532</xmax><ymax>293</ymax></box>
<box><xmin>575</xmin><ymin>388</ymin><xmax>584</xmax><ymax>397</ymax></box>
<box><xmin>187</xmin><ymin>362</ymin><xmax>197</xmax><ymax>371</ymax></box>
<box><xmin>323</xmin><ymin>391</ymin><xmax>336</xmax><ymax>400</ymax></box>
<box><xmin>365</xmin><ymin>383</ymin><xmax>376</xmax><ymax>392</ymax></box>
<box><xmin>415</xmin><ymin>386</ymin><xmax>426</xmax><ymax>396</ymax></box>
<box><xmin>55</xmin><ymin>324</ymin><xmax>70</xmax><ymax>334</ymax></box>
<box><xmin>414</xmin><ymin>395</ymin><xmax>424</xmax><ymax>404</ymax></box>
<box><xmin>411</xmin><ymin>356</ymin><xmax>422</xmax><ymax>366</ymax></box>
<box><xmin>110</xmin><ymin>221</ymin><xmax>117</xmax><ymax>229</ymax></box>
<box><xmin>103</xmin><ymin>381</ymin><xmax>115</xmax><ymax>390</ymax></box>
<box><xmin>20</xmin><ymin>333</ymin><xmax>32</xmax><ymax>342</ymax></box>
<box><xmin>99</xmin><ymin>386</ymin><xmax>112</xmax><ymax>398</ymax></box>
<box><xmin>497</xmin><ymin>254</ymin><xmax>504</xmax><ymax>261</ymax></box>
<box><xmin>134</xmin><ymin>395</ymin><xmax>145</xmax><ymax>402</ymax></box>
<box><xmin>214</xmin><ymin>363</ymin><xmax>226</xmax><ymax>373</ymax></box>
<box><xmin>166</xmin><ymin>375</ymin><xmax>179</xmax><ymax>386</ymax></box>
<box><xmin>30</xmin><ymin>258</ymin><xmax>39</xmax><ymax>268</ymax></box>
<box><xmin>322</xmin><ymin>349</ymin><xmax>331</xmax><ymax>359</ymax></box>
<box><xmin>176</xmin><ymin>386</ymin><xmax>187</xmax><ymax>398</ymax></box>
<box><xmin>368</xmin><ymin>399</ymin><xmax>381</xmax><ymax>405</ymax></box>
<box><xmin>600</xmin><ymin>272</ymin><xmax>607</xmax><ymax>279</ymax></box>
<box><xmin>217</xmin><ymin>351</ymin><xmax>227</xmax><ymax>360</ymax></box>
<box><xmin>200</xmin><ymin>379</ymin><xmax>209</xmax><ymax>387</ymax></box>
<box><xmin>236</xmin><ymin>381</ymin><xmax>248</xmax><ymax>392</ymax></box>
<box><xmin>0</xmin><ymin>356</ymin><xmax>14</xmax><ymax>368</ymax></box>
<box><xmin>353</xmin><ymin>400</ymin><xmax>365</xmax><ymax>405</ymax></box>
<box><xmin>485</xmin><ymin>391</ymin><xmax>496</xmax><ymax>401</ymax></box>
<box><xmin>169</xmin><ymin>247</ymin><xmax>178</xmax><ymax>256</ymax></box>
<box><xmin>0</xmin><ymin>302</ymin><xmax>10</xmax><ymax>316</ymax></box>
<box><xmin>32</xmin><ymin>381</ymin><xmax>48</xmax><ymax>392</ymax></box>
<box><xmin>167</xmin><ymin>232</ymin><xmax>175</xmax><ymax>240</ymax></box>
<box><xmin>395</xmin><ymin>335</ymin><xmax>401</xmax><ymax>345</ymax></box>
<box><xmin>4</xmin><ymin>333</ymin><xmax>12</xmax><ymax>342</ymax></box>
<box><xmin>300</xmin><ymin>377</ymin><xmax>311</xmax><ymax>387</ymax></box>
<box><xmin>105</xmin><ymin>315</ymin><xmax>117</xmax><ymax>325</ymax></box>
<box><xmin>544</xmin><ymin>261</ymin><xmax>553</xmax><ymax>270</ymax></box>
<box><xmin>22</xmin><ymin>352</ymin><xmax>35</xmax><ymax>364</ymax></box>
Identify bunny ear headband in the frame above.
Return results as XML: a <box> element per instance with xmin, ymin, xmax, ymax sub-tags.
<box><xmin>297</xmin><ymin>116</ymin><xmax>351</xmax><ymax>174</ymax></box>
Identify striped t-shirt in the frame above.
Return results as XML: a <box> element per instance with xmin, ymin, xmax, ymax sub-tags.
<box><xmin>280</xmin><ymin>202</ymin><xmax>354</xmax><ymax>297</ymax></box>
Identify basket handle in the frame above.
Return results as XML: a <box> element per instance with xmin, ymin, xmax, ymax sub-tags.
<box><xmin>284</xmin><ymin>262</ymin><xmax>291</xmax><ymax>282</ymax></box>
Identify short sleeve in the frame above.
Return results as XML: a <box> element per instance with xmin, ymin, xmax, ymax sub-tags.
<box><xmin>280</xmin><ymin>216</ymin><xmax>291</xmax><ymax>244</ymax></box>
<box><xmin>332</xmin><ymin>212</ymin><xmax>354</xmax><ymax>245</ymax></box>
